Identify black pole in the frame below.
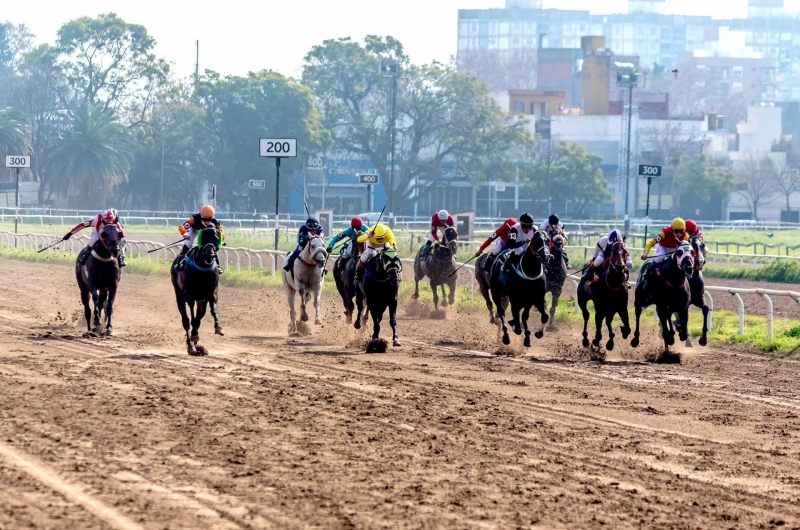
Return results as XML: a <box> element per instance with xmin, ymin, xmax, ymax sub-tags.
<box><xmin>643</xmin><ymin>176</ymin><xmax>652</xmax><ymax>244</ymax></box>
<box><xmin>623</xmin><ymin>82</ymin><xmax>634</xmax><ymax>235</ymax></box>
<box><xmin>274</xmin><ymin>158</ymin><xmax>281</xmax><ymax>251</ymax></box>
<box><xmin>367</xmin><ymin>183</ymin><xmax>373</xmax><ymax>212</ymax></box>
<box><xmin>546</xmin><ymin>131</ymin><xmax>552</xmax><ymax>215</ymax></box>
<box><xmin>389</xmin><ymin>75</ymin><xmax>397</xmax><ymax>226</ymax></box>
<box><xmin>14</xmin><ymin>167</ymin><xmax>19</xmax><ymax>246</ymax></box>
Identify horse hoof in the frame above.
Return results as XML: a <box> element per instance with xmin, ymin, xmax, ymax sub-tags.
<box><xmin>354</xmin><ymin>320</ymin><xmax>361</xmax><ymax>330</ymax></box>
<box><xmin>489</xmin><ymin>317</ymin><xmax>496</xmax><ymax>325</ymax></box>
<box><xmin>667</xmin><ymin>336</ymin><xmax>676</xmax><ymax>346</ymax></box>
<box><xmin>542</xmin><ymin>314</ymin><xmax>549</xmax><ymax>324</ymax></box>
<box><xmin>214</xmin><ymin>326</ymin><xmax>224</xmax><ymax>336</ymax></box>
<box><xmin>523</xmin><ymin>336</ymin><xmax>531</xmax><ymax>348</ymax></box>
<box><xmin>502</xmin><ymin>334</ymin><xmax>510</xmax><ymax>345</ymax></box>
<box><xmin>699</xmin><ymin>336</ymin><xmax>707</xmax><ymax>347</ymax></box>
<box><xmin>301</xmin><ymin>314</ymin><xmax>309</xmax><ymax>322</ymax></box>
<box><xmin>393</xmin><ymin>339</ymin><xmax>401</xmax><ymax>347</ymax></box>
<box><xmin>592</xmin><ymin>339</ymin><xmax>600</xmax><ymax>348</ymax></box>
<box><xmin>679</xmin><ymin>332</ymin><xmax>688</xmax><ymax>342</ymax></box>
<box><xmin>508</xmin><ymin>319</ymin><xmax>517</xmax><ymax>328</ymax></box>
<box><xmin>315</xmin><ymin>319</ymin><xmax>322</xmax><ymax>326</ymax></box>
<box><xmin>346</xmin><ymin>315</ymin><xmax>353</xmax><ymax>324</ymax></box>
<box><xmin>582</xmin><ymin>338</ymin><xmax>590</xmax><ymax>348</ymax></box>
<box><xmin>513</xmin><ymin>325</ymin><xmax>522</xmax><ymax>336</ymax></box>
<box><xmin>606</xmin><ymin>340</ymin><xmax>614</xmax><ymax>351</ymax></box>
<box><xmin>191</xmin><ymin>334</ymin><xmax>199</xmax><ymax>344</ymax></box>
<box><xmin>105</xmin><ymin>328</ymin><xmax>113</xmax><ymax>337</ymax></box>
<box><xmin>631</xmin><ymin>337</ymin><xmax>640</xmax><ymax>348</ymax></box>
<box><xmin>411</xmin><ymin>293</ymin><xmax>419</xmax><ymax>300</ymax></box>
<box><xmin>621</xmin><ymin>327</ymin><xmax>631</xmax><ymax>339</ymax></box>
<box><xmin>187</xmin><ymin>345</ymin><xmax>197</xmax><ymax>355</ymax></box>
<box><xmin>534</xmin><ymin>330</ymin><xmax>544</xmax><ymax>339</ymax></box>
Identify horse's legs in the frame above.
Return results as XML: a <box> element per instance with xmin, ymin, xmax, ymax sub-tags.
<box><xmin>90</xmin><ymin>285</ymin><xmax>102</xmax><ymax>330</ymax></box>
<box><xmin>286</xmin><ymin>288</ymin><xmax>298</xmax><ymax>334</ymax></box>
<box><xmin>371</xmin><ymin>304</ymin><xmax>384</xmax><ymax>341</ymax></box>
<box><xmin>193</xmin><ymin>301</ymin><xmax>207</xmax><ymax>341</ymax></box>
<box><xmin>447</xmin><ymin>278</ymin><xmax>456</xmax><ymax>306</ymax></box>
<box><xmin>699</xmin><ymin>304</ymin><xmax>709</xmax><ymax>346</ymax></box>
<box><xmin>548</xmin><ymin>292</ymin><xmax>559</xmax><ymax>329</ymax></box>
<box><xmin>493</xmin><ymin>296</ymin><xmax>510</xmax><ymax>345</ymax></box>
<box><xmin>412</xmin><ymin>278</ymin><xmax>420</xmax><ymax>300</ymax></box>
<box><xmin>298</xmin><ymin>285</ymin><xmax>309</xmax><ymax>322</ymax></box>
<box><xmin>656</xmin><ymin>305</ymin><xmax>675</xmax><ymax>350</ymax></box>
<box><xmin>211</xmin><ymin>290</ymin><xmax>224</xmax><ymax>335</ymax></box>
<box><xmin>478</xmin><ymin>278</ymin><xmax>495</xmax><ymax>324</ymax></box>
<box><xmin>619</xmin><ymin>304</ymin><xmax>632</xmax><ymax>340</ymax></box>
<box><xmin>604</xmin><ymin>313</ymin><xmax>616</xmax><ymax>351</ymax></box>
<box><xmin>173</xmin><ymin>284</ymin><xmax>195</xmax><ymax>354</ymax></box>
<box><xmin>188</xmin><ymin>301</ymin><xmax>198</xmax><ymax>342</ymax></box>
<box><xmin>354</xmin><ymin>287</ymin><xmax>365</xmax><ymax>330</ymax></box>
<box><xmin>509</xmin><ymin>300</ymin><xmax>522</xmax><ymax>335</ymax></box>
<box><xmin>630</xmin><ymin>305</ymin><xmax>643</xmax><ymax>348</ymax></box>
<box><xmin>521</xmin><ymin>305</ymin><xmax>532</xmax><ymax>347</ymax></box>
<box><xmin>534</xmin><ymin>295</ymin><xmax>548</xmax><ymax>340</ymax></box>
<box><xmin>431</xmin><ymin>281</ymin><xmax>440</xmax><ymax>311</ymax></box>
<box><xmin>579</xmin><ymin>293</ymin><xmax>591</xmax><ymax>348</ymax></box>
<box><xmin>592</xmin><ymin>309</ymin><xmax>604</xmax><ymax>348</ymax></box>
<box><xmin>104</xmin><ymin>285</ymin><xmax>117</xmax><ymax>336</ymax></box>
<box><xmin>677</xmin><ymin>308</ymin><xmax>689</xmax><ymax>343</ymax></box>
<box><xmin>80</xmin><ymin>286</ymin><xmax>91</xmax><ymax>332</ymax></box>
<box><xmin>313</xmin><ymin>284</ymin><xmax>323</xmax><ymax>326</ymax></box>
<box><xmin>389</xmin><ymin>299</ymin><xmax>400</xmax><ymax>347</ymax></box>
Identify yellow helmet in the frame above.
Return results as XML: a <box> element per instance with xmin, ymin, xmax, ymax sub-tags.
<box><xmin>372</xmin><ymin>224</ymin><xmax>388</xmax><ymax>242</ymax></box>
<box><xmin>671</xmin><ymin>217</ymin><xmax>686</xmax><ymax>230</ymax></box>
<box><xmin>200</xmin><ymin>204</ymin><xmax>215</xmax><ymax>219</ymax></box>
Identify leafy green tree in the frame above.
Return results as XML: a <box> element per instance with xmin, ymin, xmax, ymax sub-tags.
<box><xmin>0</xmin><ymin>107</ymin><xmax>29</xmax><ymax>157</ymax></box>
<box><xmin>302</xmin><ymin>36</ymin><xmax>531</xmax><ymax>211</ymax></box>
<box><xmin>548</xmin><ymin>142</ymin><xmax>610</xmax><ymax>215</ymax></box>
<box><xmin>198</xmin><ymin>69</ymin><xmax>327</xmax><ymax>211</ymax></box>
<box><xmin>55</xmin><ymin>13</ymin><xmax>169</xmax><ymax>120</ymax></box>
<box><xmin>672</xmin><ymin>153</ymin><xmax>736</xmax><ymax>218</ymax></box>
<box><xmin>42</xmin><ymin>104</ymin><xmax>133</xmax><ymax>207</ymax></box>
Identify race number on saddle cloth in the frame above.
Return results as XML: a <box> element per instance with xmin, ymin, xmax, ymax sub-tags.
<box><xmin>177</xmin><ymin>204</ymin><xmax>225</xmax><ymax>272</ymax></box>
<box><xmin>642</xmin><ymin>217</ymin><xmax>689</xmax><ymax>264</ymax></box>
<box><xmin>283</xmin><ymin>218</ymin><xmax>325</xmax><ymax>271</ymax></box>
<box><xmin>327</xmin><ymin>217</ymin><xmax>367</xmax><ymax>255</ymax></box>
<box><xmin>64</xmin><ymin>209</ymin><xmax>128</xmax><ymax>267</ymax></box>
<box><xmin>424</xmin><ymin>210</ymin><xmax>455</xmax><ymax>253</ymax></box>
<box><xmin>355</xmin><ymin>223</ymin><xmax>397</xmax><ymax>282</ymax></box>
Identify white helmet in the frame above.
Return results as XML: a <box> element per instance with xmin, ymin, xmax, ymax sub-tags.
<box><xmin>437</xmin><ymin>210</ymin><xmax>449</xmax><ymax>221</ymax></box>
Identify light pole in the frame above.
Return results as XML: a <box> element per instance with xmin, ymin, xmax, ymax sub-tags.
<box><xmin>616</xmin><ymin>63</ymin><xmax>640</xmax><ymax>234</ymax></box>
<box><xmin>381</xmin><ymin>57</ymin><xmax>400</xmax><ymax>225</ymax></box>
<box><xmin>536</xmin><ymin>117</ymin><xmax>553</xmax><ymax>215</ymax></box>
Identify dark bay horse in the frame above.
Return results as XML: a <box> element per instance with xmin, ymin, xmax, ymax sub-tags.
<box><xmin>333</xmin><ymin>240</ymin><xmax>367</xmax><ymax>325</ymax></box>
<box><xmin>577</xmin><ymin>241</ymin><xmax>632</xmax><ymax>351</ymax></box>
<box><xmin>489</xmin><ymin>231</ymin><xmax>550</xmax><ymax>347</ymax></box>
<box><xmin>631</xmin><ymin>243</ymin><xmax>694</xmax><ymax>354</ymax></box>
<box><xmin>76</xmin><ymin>224</ymin><xmax>122</xmax><ymax>335</ymax></box>
<box><xmin>545</xmin><ymin>233</ymin><xmax>569</xmax><ymax>326</ymax></box>
<box><xmin>171</xmin><ymin>226</ymin><xmax>224</xmax><ymax>355</ymax></box>
<box><xmin>675</xmin><ymin>234</ymin><xmax>710</xmax><ymax>347</ymax></box>
<box><xmin>357</xmin><ymin>248</ymin><xmax>402</xmax><ymax>347</ymax></box>
<box><xmin>413</xmin><ymin>226</ymin><xmax>458</xmax><ymax>310</ymax></box>
<box><xmin>475</xmin><ymin>253</ymin><xmax>497</xmax><ymax>324</ymax></box>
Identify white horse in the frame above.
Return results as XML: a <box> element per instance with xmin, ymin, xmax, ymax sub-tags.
<box><xmin>281</xmin><ymin>235</ymin><xmax>328</xmax><ymax>334</ymax></box>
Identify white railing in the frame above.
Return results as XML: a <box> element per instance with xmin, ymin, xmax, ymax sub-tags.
<box><xmin>4</xmin><ymin>231</ymin><xmax>797</xmax><ymax>339</ymax></box>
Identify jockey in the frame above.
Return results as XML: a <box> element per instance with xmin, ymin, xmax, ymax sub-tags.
<box><xmin>581</xmin><ymin>229</ymin><xmax>631</xmax><ymax>282</ymax></box>
<box><xmin>64</xmin><ymin>208</ymin><xmax>127</xmax><ymax>267</ymax></box>
<box><xmin>424</xmin><ymin>209</ymin><xmax>455</xmax><ymax>254</ymax></box>
<box><xmin>685</xmin><ymin>219</ymin><xmax>703</xmax><ymax>239</ymax></box>
<box><xmin>475</xmin><ymin>217</ymin><xmax>517</xmax><ymax>271</ymax></box>
<box><xmin>501</xmin><ymin>212</ymin><xmax>537</xmax><ymax>273</ymax></box>
<box><xmin>176</xmin><ymin>204</ymin><xmax>225</xmax><ymax>273</ymax></box>
<box><xmin>640</xmin><ymin>217</ymin><xmax>689</xmax><ymax>280</ymax></box>
<box><xmin>283</xmin><ymin>217</ymin><xmax>324</xmax><ymax>271</ymax></box>
<box><xmin>326</xmin><ymin>216</ymin><xmax>367</xmax><ymax>256</ymax></box>
<box><xmin>539</xmin><ymin>214</ymin><xmax>570</xmax><ymax>268</ymax></box>
<box><xmin>355</xmin><ymin>223</ymin><xmax>397</xmax><ymax>283</ymax></box>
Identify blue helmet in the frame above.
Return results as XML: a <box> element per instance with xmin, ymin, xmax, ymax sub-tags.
<box><xmin>608</xmin><ymin>229</ymin><xmax>622</xmax><ymax>242</ymax></box>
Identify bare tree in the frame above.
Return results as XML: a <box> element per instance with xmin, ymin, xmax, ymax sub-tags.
<box><xmin>455</xmin><ymin>48</ymin><xmax>538</xmax><ymax>92</ymax></box>
<box><xmin>735</xmin><ymin>155</ymin><xmax>780</xmax><ymax>220</ymax></box>
<box><xmin>770</xmin><ymin>136</ymin><xmax>800</xmax><ymax>220</ymax></box>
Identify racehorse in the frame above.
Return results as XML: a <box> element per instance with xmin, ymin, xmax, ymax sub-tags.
<box><xmin>357</xmin><ymin>247</ymin><xmax>402</xmax><ymax>347</ymax></box>
<box><xmin>489</xmin><ymin>231</ymin><xmax>550</xmax><ymax>347</ymax></box>
<box><xmin>282</xmin><ymin>234</ymin><xmax>327</xmax><ymax>334</ymax></box>
<box><xmin>413</xmin><ymin>226</ymin><xmax>458</xmax><ymax>310</ymax></box>
<box><xmin>76</xmin><ymin>224</ymin><xmax>122</xmax><ymax>335</ymax></box>
<box><xmin>171</xmin><ymin>226</ymin><xmax>224</xmax><ymax>355</ymax></box>
<box><xmin>544</xmin><ymin>234</ymin><xmax>569</xmax><ymax>326</ymax></box>
<box><xmin>333</xmin><ymin>239</ymin><xmax>368</xmax><ymax>325</ymax></box>
<box><xmin>675</xmin><ymin>234</ymin><xmax>710</xmax><ymax>347</ymax></box>
<box><xmin>577</xmin><ymin>240</ymin><xmax>632</xmax><ymax>351</ymax></box>
<box><xmin>630</xmin><ymin>243</ymin><xmax>694</xmax><ymax>354</ymax></box>
<box><xmin>475</xmin><ymin>253</ymin><xmax>498</xmax><ymax>324</ymax></box>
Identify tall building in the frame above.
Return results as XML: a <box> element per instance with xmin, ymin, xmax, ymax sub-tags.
<box><xmin>457</xmin><ymin>2</ymin><xmax>800</xmax><ymax>99</ymax></box>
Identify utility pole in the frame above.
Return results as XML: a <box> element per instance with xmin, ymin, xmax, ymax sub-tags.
<box><xmin>194</xmin><ymin>40</ymin><xmax>200</xmax><ymax>86</ymax></box>
<box><xmin>381</xmin><ymin>57</ymin><xmax>400</xmax><ymax>225</ymax></box>
<box><xmin>616</xmin><ymin>63</ymin><xmax>639</xmax><ymax>235</ymax></box>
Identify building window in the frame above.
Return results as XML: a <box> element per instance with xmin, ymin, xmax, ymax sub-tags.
<box><xmin>540</xmin><ymin>102</ymin><xmax>547</xmax><ymax>116</ymax></box>
<box><xmin>530</xmin><ymin>102</ymin><xmax>536</xmax><ymax>115</ymax></box>
<box><xmin>732</xmin><ymin>82</ymin><xmax>743</xmax><ymax>93</ymax></box>
<box><xmin>733</xmin><ymin>66</ymin><xmax>743</xmax><ymax>78</ymax></box>
<box><xmin>512</xmin><ymin>101</ymin><xmax>525</xmax><ymax>113</ymax></box>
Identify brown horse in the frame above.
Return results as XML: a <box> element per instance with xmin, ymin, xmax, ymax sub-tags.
<box><xmin>76</xmin><ymin>224</ymin><xmax>122</xmax><ymax>335</ymax></box>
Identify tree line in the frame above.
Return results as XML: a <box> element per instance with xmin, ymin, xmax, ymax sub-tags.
<box><xmin>0</xmin><ymin>15</ymin><xmax>611</xmax><ymax>214</ymax></box>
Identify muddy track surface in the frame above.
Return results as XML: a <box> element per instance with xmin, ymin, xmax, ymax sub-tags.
<box><xmin>1</xmin><ymin>258</ymin><xmax>799</xmax><ymax>529</ymax></box>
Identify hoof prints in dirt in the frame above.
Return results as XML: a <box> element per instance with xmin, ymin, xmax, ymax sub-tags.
<box><xmin>366</xmin><ymin>338</ymin><xmax>388</xmax><ymax>353</ymax></box>
<box><xmin>645</xmin><ymin>349</ymin><xmax>682</xmax><ymax>364</ymax></box>
<box><xmin>556</xmin><ymin>343</ymin><xmax>606</xmax><ymax>362</ymax></box>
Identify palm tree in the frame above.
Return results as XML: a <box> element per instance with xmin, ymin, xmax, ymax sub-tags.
<box><xmin>0</xmin><ymin>107</ymin><xmax>30</xmax><ymax>156</ymax></box>
<box><xmin>43</xmin><ymin>104</ymin><xmax>133</xmax><ymax>208</ymax></box>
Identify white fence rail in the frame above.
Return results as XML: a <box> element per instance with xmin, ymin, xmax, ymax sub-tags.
<box><xmin>3</xmin><ymin>232</ymin><xmax>797</xmax><ymax>339</ymax></box>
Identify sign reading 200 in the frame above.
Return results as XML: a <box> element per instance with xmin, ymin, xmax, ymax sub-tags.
<box><xmin>259</xmin><ymin>138</ymin><xmax>297</xmax><ymax>158</ymax></box>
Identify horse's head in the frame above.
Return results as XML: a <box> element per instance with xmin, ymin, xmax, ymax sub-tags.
<box><xmin>373</xmin><ymin>248</ymin><xmax>402</xmax><ymax>285</ymax></box>
<box><xmin>673</xmin><ymin>243</ymin><xmax>695</xmax><ymax>276</ymax></box>
<box><xmin>530</xmin><ymin>230</ymin><xmax>550</xmax><ymax>263</ymax></box>
<box><xmin>352</xmin><ymin>239</ymin><xmax>366</xmax><ymax>256</ymax></box>
<box><xmin>608</xmin><ymin>241</ymin><xmax>629</xmax><ymax>271</ymax></box>
<box><xmin>691</xmin><ymin>235</ymin><xmax>706</xmax><ymax>271</ymax></box>
<box><xmin>550</xmin><ymin>233</ymin><xmax>567</xmax><ymax>253</ymax></box>
<box><xmin>306</xmin><ymin>235</ymin><xmax>328</xmax><ymax>268</ymax></box>
<box><xmin>99</xmin><ymin>225</ymin><xmax>121</xmax><ymax>257</ymax></box>
<box><xmin>198</xmin><ymin>226</ymin><xmax>221</xmax><ymax>267</ymax></box>
<box><xmin>443</xmin><ymin>226</ymin><xmax>459</xmax><ymax>253</ymax></box>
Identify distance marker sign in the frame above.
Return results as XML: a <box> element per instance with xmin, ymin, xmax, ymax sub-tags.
<box><xmin>259</xmin><ymin>138</ymin><xmax>297</xmax><ymax>158</ymax></box>
<box><xmin>358</xmin><ymin>173</ymin><xmax>379</xmax><ymax>185</ymax></box>
<box><xmin>5</xmin><ymin>155</ymin><xmax>30</xmax><ymax>168</ymax></box>
<box><xmin>637</xmin><ymin>164</ymin><xmax>662</xmax><ymax>177</ymax></box>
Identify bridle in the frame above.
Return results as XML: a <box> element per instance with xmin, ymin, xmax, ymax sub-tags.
<box><xmin>299</xmin><ymin>235</ymin><xmax>327</xmax><ymax>267</ymax></box>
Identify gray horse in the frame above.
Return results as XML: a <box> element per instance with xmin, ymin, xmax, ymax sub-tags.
<box><xmin>281</xmin><ymin>235</ymin><xmax>328</xmax><ymax>334</ymax></box>
<box><xmin>544</xmin><ymin>233</ymin><xmax>569</xmax><ymax>327</ymax></box>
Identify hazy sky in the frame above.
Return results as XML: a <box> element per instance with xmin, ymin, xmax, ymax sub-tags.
<box><xmin>4</xmin><ymin>0</ymin><xmax>794</xmax><ymax>80</ymax></box>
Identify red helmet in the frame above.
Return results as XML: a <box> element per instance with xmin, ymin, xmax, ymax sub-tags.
<box><xmin>685</xmin><ymin>219</ymin><xmax>698</xmax><ymax>233</ymax></box>
<box><xmin>504</xmin><ymin>217</ymin><xmax>517</xmax><ymax>227</ymax></box>
<box><xmin>101</xmin><ymin>209</ymin><xmax>116</xmax><ymax>224</ymax></box>
<box><xmin>351</xmin><ymin>216</ymin><xmax>363</xmax><ymax>228</ymax></box>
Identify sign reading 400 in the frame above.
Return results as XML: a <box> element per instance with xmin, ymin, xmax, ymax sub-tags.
<box><xmin>259</xmin><ymin>138</ymin><xmax>297</xmax><ymax>158</ymax></box>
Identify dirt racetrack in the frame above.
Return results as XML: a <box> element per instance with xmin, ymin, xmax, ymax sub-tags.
<box><xmin>1</xmin><ymin>258</ymin><xmax>799</xmax><ymax>529</ymax></box>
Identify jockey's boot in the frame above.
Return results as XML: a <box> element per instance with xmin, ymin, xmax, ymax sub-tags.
<box><xmin>563</xmin><ymin>253</ymin><xmax>570</xmax><ymax>268</ymax></box>
<box><xmin>581</xmin><ymin>265</ymin><xmax>595</xmax><ymax>283</ymax></box>
<box><xmin>214</xmin><ymin>255</ymin><xmax>224</xmax><ymax>274</ymax></box>
<box><xmin>423</xmin><ymin>240</ymin><xmax>433</xmax><ymax>254</ymax></box>
<box><xmin>78</xmin><ymin>247</ymin><xmax>90</xmax><ymax>266</ymax></box>
<box><xmin>118</xmin><ymin>251</ymin><xmax>127</xmax><ymax>268</ymax></box>
<box><xmin>173</xmin><ymin>246</ymin><xmax>189</xmax><ymax>272</ymax></box>
<box><xmin>283</xmin><ymin>247</ymin><xmax>301</xmax><ymax>271</ymax></box>
<box><xmin>482</xmin><ymin>253</ymin><xmax>495</xmax><ymax>272</ymax></box>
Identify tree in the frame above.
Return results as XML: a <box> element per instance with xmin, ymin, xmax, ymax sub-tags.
<box><xmin>42</xmin><ymin>104</ymin><xmax>133</xmax><ymax>207</ymax></box>
<box><xmin>771</xmin><ymin>136</ymin><xmax>800</xmax><ymax>217</ymax></box>
<box><xmin>672</xmin><ymin>153</ymin><xmax>736</xmax><ymax>218</ymax></box>
<box><xmin>0</xmin><ymin>107</ymin><xmax>29</xmax><ymax>156</ymax></box>
<box><xmin>456</xmin><ymin>48</ymin><xmax>538</xmax><ymax>92</ymax></box>
<box><xmin>302</xmin><ymin>36</ymin><xmax>531</xmax><ymax>211</ymax></box>
<box><xmin>55</xmin><ymin>13</ymin><xmax>169</xmax><ymax>121</ymax></box>
<box><xmin>198</xmin><ymin>69</ymin><xmax>327</xmax><ymax>211</ymax></box>
<box><xmin>734</xmin><ymin>155</ymin><xmax>780</xmax><ymax>220</ymax></box>
<box><xmin>0</xmin><ymin>22</ymin><xmax>35</xmax><ymax>106</ymax></box>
